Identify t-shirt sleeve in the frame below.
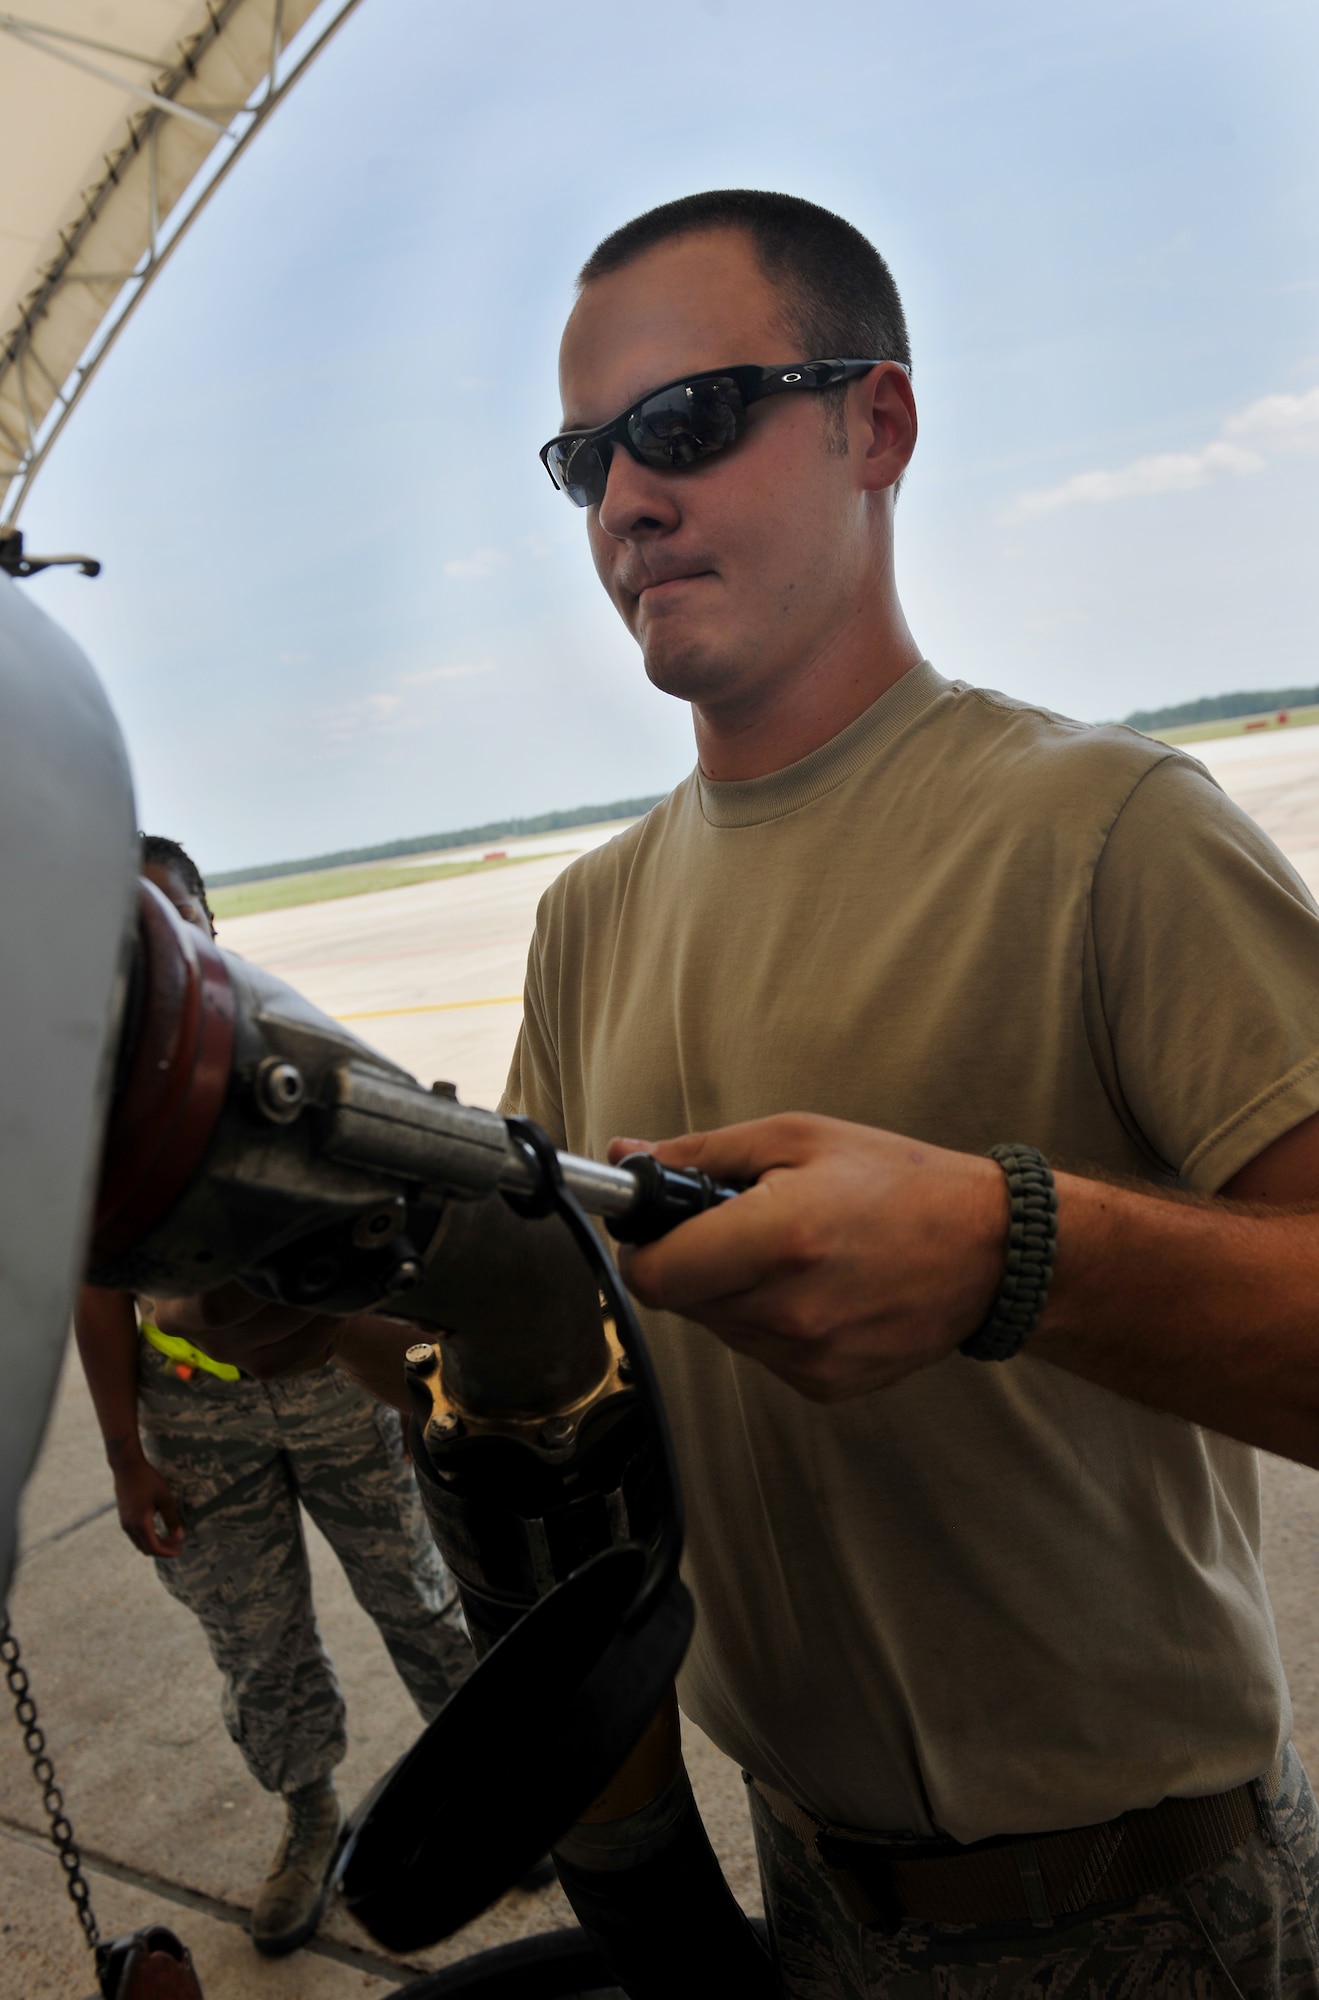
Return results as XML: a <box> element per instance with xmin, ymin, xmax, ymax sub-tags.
<box><xmin>1088</xmin><ymin>751</ymin><xmax>1319</xmax><ymax>1193</ymax></box>
<box><xmin>498</xmin><ymin>892</ymin><xmax>568</xmax><ymax>1145</ymax></box>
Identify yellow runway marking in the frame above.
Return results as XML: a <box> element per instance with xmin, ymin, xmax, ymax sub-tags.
<box><xmin>335</xmin><ymin>994</ymin><xmax>524</xmax><ymax>1023</ymax></box>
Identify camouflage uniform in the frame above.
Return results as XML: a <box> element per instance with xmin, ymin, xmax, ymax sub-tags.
<box><xmin>748</xmin><ymin>1744</ymin><xmax>1319</xmax><ymax>1998</ymax></box>
<box><xmin>137</xmin><ymin>1337</ymin><xmax>474</xmax><ymax>1796</ymax></box>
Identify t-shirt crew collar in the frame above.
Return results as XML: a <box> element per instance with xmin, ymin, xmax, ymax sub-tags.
<box><xmin>696</xmin><ymin>659</ymin><xmax>949</xmax><ymax>829</ymax></box>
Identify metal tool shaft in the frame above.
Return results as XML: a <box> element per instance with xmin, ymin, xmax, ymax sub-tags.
<box><xmin>500</xmin><ymin>1144</ymin><xmax>638</xmax><ymax>1219</ymax></box>
<box><xmin>323</xmin><ymin>1064</ymin><xmax>734</xmax><ymax>1246</ymax></box>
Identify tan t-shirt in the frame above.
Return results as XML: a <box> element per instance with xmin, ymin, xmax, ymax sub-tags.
<box><xmin>502</xmin><ymin>660</ymin><xmax>1319</xmax><ymax>1842</ymax></box>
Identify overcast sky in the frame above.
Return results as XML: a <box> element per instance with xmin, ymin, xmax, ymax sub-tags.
<box><xmin>19</xmin><ymin>0</ymin><xmax>1319</xmax><ymax>874</ymax></box>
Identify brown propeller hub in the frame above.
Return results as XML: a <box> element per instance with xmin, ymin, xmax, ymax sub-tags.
<box><xmin>91</xmin><ymin>878</ymin><xmax>235</xmax><ymax>1263</ymax></box>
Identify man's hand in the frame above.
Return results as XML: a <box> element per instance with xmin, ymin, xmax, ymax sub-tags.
<box><xmin>608</xmin><ymin>1108</ymin><xmax>1319</xmax><ymax>1467</ymax></box>
<box><xmin>112</xmin><ymin>1455</ymin><xmax>183</xmax><ymax>1558</ymax></box>
<box><xmin>151</xmin><ymin>1283</ymin><xmax>346</xmax><ymax>1380</ymax></box>
<box><xmin>608</xmin><ymin>1114</ymin><xmax>1007</xmax><ymax>1402</ymax></box>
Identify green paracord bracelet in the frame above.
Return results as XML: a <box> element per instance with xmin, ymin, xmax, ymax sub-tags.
<box><xmin>960</xmin><ymin>1143</ymin><xmax>1058</xmax><ymax>1362</ymax></box>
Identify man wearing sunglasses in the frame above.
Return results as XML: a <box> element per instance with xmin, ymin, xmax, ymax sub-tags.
<box><xmin>163</xmin><ymin>190</ymin><xmax>1319</xmax><ymax>1992</ymax></box>
<box><xmin>513</xmin><ymin>189</ymin><xmax>1319</xmax><ymax>1993</ymax></box>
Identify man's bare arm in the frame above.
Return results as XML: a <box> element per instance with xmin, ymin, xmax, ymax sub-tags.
<box><xmin>74</xmin><ymin>1285</ymin><xmax>148</xmax><ymax>1466</ymax></box>
<box><xmin>608</xmin><ymin>1109</ymin><xmax>1319</xmax><ymax>1468</ymax></box>
<box><xmin>1036</xmin><ymin>1111</ymin><xmax>1319</xmax><ymax>1464</ymax></box>
<box><xmin>74</xmin><ymin>1286</ymin><xmax>185</xmax><ymax>1556</ymax></box>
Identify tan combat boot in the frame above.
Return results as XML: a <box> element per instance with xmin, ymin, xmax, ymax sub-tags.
<box><xmin>250</xmin><ymin>1775</ymin><xmax>343</xmax><ymax>1957</ymax></box>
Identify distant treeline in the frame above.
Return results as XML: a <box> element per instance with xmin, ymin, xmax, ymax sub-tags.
<box><xmin>1124</xmin><ymin>687</ymin><xmax>1319</xmax><ymax>732</ymax></box>
<box><xmin>209</xmin><ymin>794</ymin><xmax>667</xmax><ymax>887</ymax></box>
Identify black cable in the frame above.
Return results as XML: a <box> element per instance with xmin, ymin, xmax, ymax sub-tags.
<box><xmin>503</xmin><ymin>1117</ymin><xmax>685</xmax><ymax>1620</ymax></box>
<box><xmin>501</xmin><ymin>1123</ymin><xmax>779</xmax><ymax>2000</ymax></box>
<box><xmin>387</xmin><ymin>1924</ymin><xmax>615</xmax><ymax>1997</ymax></box>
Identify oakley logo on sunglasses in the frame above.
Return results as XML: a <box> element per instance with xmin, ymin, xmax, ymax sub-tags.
<box><xmin>539</xmin><ymin>359</ymin><xmax>892</xmax><ymax>510</ymax></box>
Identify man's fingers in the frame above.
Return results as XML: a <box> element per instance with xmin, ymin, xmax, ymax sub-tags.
<box><xmin>620</xmin><ymin>1176</ymin><xmax>802</xmax><ymax>1314</ymax></box>
<box><xmin>124</xmin><ymin>1511</ymin><xmax>159</xmax><ymax>1556</ymax></box>
<box><xmin>609</xmin><ymin>1113</ymin><xmax>845</xmax><ymax>1186</ymax></box>
<box><xmin>607</xmin><ymin>1137</ymin><xmax>654</xmax><ymax>1164</ymax></box>
<box><xmin>142</xmin><ymin>1516</ymin><xmax>182</xmax><ymax>1558</ymax></box>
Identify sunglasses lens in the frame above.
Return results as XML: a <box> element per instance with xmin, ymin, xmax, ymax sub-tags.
<box><xmin>627</xmin><ymin>377</ymin><xmax>744</xmax><ymax>470</ymax></box>
<box><xmin>547</xmin><ymin>436</ymin><xmax>609</xmax><ymax>509</ymax></box>
<box><xmin>544</xmin><ymin>375</ymin><xmax>748</xmax><ymax>506</ymax></box>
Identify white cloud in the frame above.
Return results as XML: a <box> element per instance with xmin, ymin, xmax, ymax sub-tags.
<box><xmin>317</xmin><ymin>689</ymin><xmax>404</xmax><ymax>743</ymax></box>
<box><xmin>442</xmin><ymin>547</ymin><xmax>509</xmax><ymax>580</ymax></box>
<box><xmin>316</xmin><ymin>662</ymin><xmax>495</xmax><ymax>746</ymax></box>
<box><xmin>399</xmin><ymin>660</ymin><xmax>495</xmax><ymax>684</ymax></box>
<box><xmin>1223</xmin><ymin>385</ymin><xmax>1319</xmax><ymax>452</ymax></box>
<box><xmin>348</xmin><ymin>691</ymin><xmax>403</xmax><ymax>721</ymax></box>
<box><xmin>1007</xmin><ymin>385</ymin><xmax>1319</xmax><ymax>520</ymax></box>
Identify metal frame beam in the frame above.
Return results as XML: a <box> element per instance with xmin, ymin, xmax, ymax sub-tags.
<box><xmin>0</xmin><ymin>0</ymin><xmax>365</xmax><ymax>522</ymax></box>
<box><xmin>0</xmin><ymin>15</ymin><xmax>231</xmax><ymax>130</ymax></box>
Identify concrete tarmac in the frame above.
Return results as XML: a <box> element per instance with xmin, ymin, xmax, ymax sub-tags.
<box><xmin>8</xmin><ymin>731</ymin><xmax>1319</xmax><ymax>1996</ymax></box>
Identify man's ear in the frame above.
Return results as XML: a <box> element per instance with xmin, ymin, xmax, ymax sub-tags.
<box><xmin>858</xmin><ymin>364</ymin><xmax>917</xmax><ymax>494</ymax></box>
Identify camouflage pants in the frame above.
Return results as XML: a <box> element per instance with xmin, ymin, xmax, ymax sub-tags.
<box><xmin>138</xmin><ymin>1340</ymin><xmax>474</xmax><ymax>1796</ymax></box>
<box><xmin>748</xmin><ymin>1745</ymin><xmax>1319</xmax><ymax>1998</ymax></box>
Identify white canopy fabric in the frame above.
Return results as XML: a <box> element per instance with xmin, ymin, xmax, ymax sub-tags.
<box><xmin>0</xmin><ymin>1</ymin><xmax>360</xmax><ymax>520</ymax></box>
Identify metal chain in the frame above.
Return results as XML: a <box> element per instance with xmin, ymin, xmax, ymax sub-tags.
<box><xmin>0</xmin><ymin>1611</ymin><xmax>100</xmax><ymax>1952</ymax></box>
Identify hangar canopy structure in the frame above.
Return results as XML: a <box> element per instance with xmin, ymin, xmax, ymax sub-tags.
<box><xmin>0</xmin><ymin>0</ymin><xmax>362</xmax><ymax>524</ymax></box>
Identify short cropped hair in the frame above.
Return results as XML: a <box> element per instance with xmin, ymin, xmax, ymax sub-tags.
<box><xmin>140</xmin><ymin>833</ymin><xmax>213</xmax><ymax>926</ymax></box>
<box><xmin>578</xmin><ymin>190</ymin><xmax>912</xmax><ymax>376</ymax></box>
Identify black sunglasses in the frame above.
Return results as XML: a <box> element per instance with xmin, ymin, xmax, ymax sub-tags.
<box><xmin>539</xmin><ymin>358</ymin><xmax>889</xmax><ymax>509</ymax></box>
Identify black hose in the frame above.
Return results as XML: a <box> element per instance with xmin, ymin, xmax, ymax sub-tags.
<box><xmin>502</xmin><ymin>1118</ymin><xmax>685</xmax><ymax>1618</ymax></box>
<box><xmin>388</xmin><ymin>1917</ymin><xmax>773</xmax><ymax>1999</ymax></box>
<box><xmin>552</xmin><ymin>1782</ymin><xmax>778</xmax><ymax>2000</ymax></box>
<box><xmin>386</xmin><ymin>1924</ymin><xmax>614</xmax><ymax>1997</ymax></box>
<box><xmin>497</xmin><ymin>1123</ymin><xmax>779</xmax><ymax>1999</ymax></box>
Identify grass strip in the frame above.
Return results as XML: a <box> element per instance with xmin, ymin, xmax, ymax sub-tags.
<box><xmin>211</xmin><ymin>850</ymin><xmax>566</xmax><ymax>920</ymax></box>
<box><xmin>1149</xmin><ymin>705</ymin><xmax>1319</xmax><ymax>745</ymax></box>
